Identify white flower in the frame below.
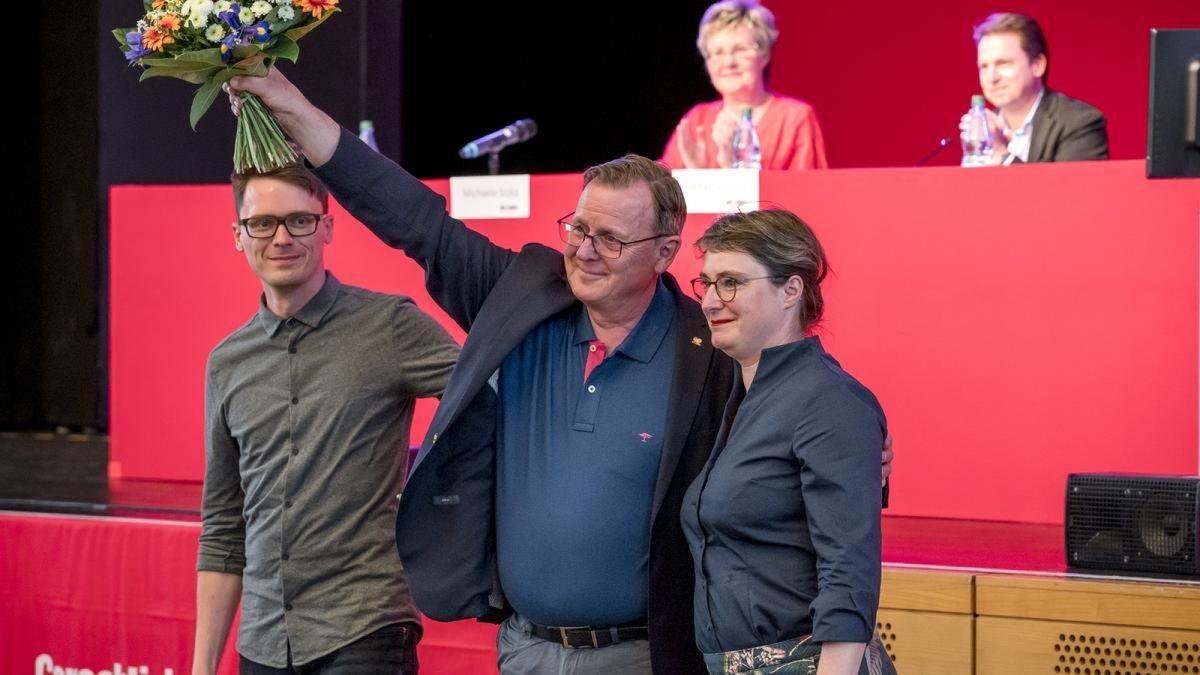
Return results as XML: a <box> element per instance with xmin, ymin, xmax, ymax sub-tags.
<box><xmin>187</xmin><ymin>12</ymin><xmax>209</xmax><ymax>28</ymax></box>
<box><xmin>192</xmin><ymin>0</ymin><xmax>215</xmax><ymax>17</ymax></box>
<box><xmin>275</xmin><ymin>0</ymin><xmax>291</xmax><ymax>5</ymax></box>
<box><xmin>181</xmin><ymin>0</ymin><xmax>194</xmax><ymax>15</ymax></box>
<box><xmin>205</xmin><ymin>24</ymin><xmax>225</xmax><ymax>41</ymax></box>
<box><xmin>238</xmin><ymin>6</ymin><xmax>255</xmax><ymax>23</ymax></box>
<box><xmin>251</xmin><ymin>0</ymin><xmax>272</xmax><ymax>16</ymax></box>
<box><xmin>214</xmin><ymin>1</ymin><xmax>233</xmax><ymax>15</ymax></box>
<box><xmin>136</xmin><ymin>19</ymin><xmax>149</xmax><ymax>31</ymax></box>
<box><xmin>276</xmin><ymin>4</ymin><xmax>294</xmax><ymax>20</ymax></box>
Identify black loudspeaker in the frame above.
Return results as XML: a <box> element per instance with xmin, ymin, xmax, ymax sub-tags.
<box><xmin>1066</xmin><ymin>473</ymin><xmax>1200</xmax><ymax>577</ymax></box>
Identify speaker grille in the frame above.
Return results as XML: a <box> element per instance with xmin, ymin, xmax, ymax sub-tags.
<box><xmin>1052</xmin><ymin>631</ymin><xmax>1200</xmax><ymax>674</ymax></box>
<box><xmin>1066</xmin><ymin>474</ymin><xmax>1200</xmax><ymax>576</ymax></box>
<box><xmin>875</xmin><ymin>620</ymin><xmax>899</xmax><ymax>664</ymax></box>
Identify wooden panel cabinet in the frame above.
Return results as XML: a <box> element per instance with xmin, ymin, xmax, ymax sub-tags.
<box><xmin>975</xmin><ymin>575</ymin><xmax>1200</xmax><ymax>675</ymax></box>
<box><xmin>878</xmin><ymin>568</ymin><xmax>975</xmax><ymax>674</ymax></box>
<box><xmin>976</xmin><ymin>615</ymin><xmax>1200</xmax><ymax>675</ymax></box>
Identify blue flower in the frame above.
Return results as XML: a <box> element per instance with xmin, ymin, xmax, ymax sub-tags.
<box><xmin>219</xmin><ymin>3</ymin><xmax>242</xmax><ymax>31</ymax></box>
<box><xmin>124</xmin><ymin>31</ymin><xmax>152</xmax><ymax>63</ymax></box>
<box><xmin>220</xmin><ymin>34</ymin><xmax>238</xmax><ymax>62</ymax></box>
<box><xmin>241</xmin><ymin>20</ymin><xmax>271</xmax><ymax>44</ymax></box>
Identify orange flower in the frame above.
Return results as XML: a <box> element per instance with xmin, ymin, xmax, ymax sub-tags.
<box><xmin>142</xmin><ymin>27</ymin><xmax>175</xmax><ymax>52</ymax></box>
<box><xmin>158</xmin><ymin>14</ymin><xmax>182</xmax><ymax>31</ymax></box>
<box><xmin>152</xmin><ymin>0</ymin><xmax>167</xmax><ymax>8</ymax></box>
<box><xmin>294</xmin><ymin>0</ymin><xmax>338</xmax><ymax>19</ymax></box>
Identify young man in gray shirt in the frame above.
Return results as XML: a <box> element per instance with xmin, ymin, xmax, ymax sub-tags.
<box><xmin>193</xmin><ymin>164</ymin><xmax>459</xmax><ymax>675</ymax></box>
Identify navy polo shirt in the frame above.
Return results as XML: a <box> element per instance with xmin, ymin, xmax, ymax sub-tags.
<box><xmin>495</xmin><ymin>279</ymin><xmax>678</xmax><ymax>627</ymax></box>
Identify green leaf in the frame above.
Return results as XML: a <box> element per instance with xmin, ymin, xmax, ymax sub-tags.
<box><xmin>189</xmin><ymin>68</ymin><xmax>241</xmax><ymax>131</ymax></box>
<box><xmin>268</xmin><ymin>9</ymin><xmax>304</xmax><ymax>34</ymax></box>
<box><xmin>233</xmin><ymin>44</ymin><xmax>263</xmax><ymax>60</ymax></box>
<box><xmin>175</xmin><ymin>48</ymin><xmax>225</xmax><ymax>66</ymax></box>
<box><xmin>262</xmin><ymin>36</ymin><xmax>299</xmax><ymax>63</ymax></box>
<box><xmin>140</xmin><ymin>65</ymin><xmax>222</xmax><ymax>85</ymax></box>
<box><xmin>283</xmin><ymin>8</ymin><xmax>340</xmax><ymax>43</ymax></box>
<box><xmin>137</xmin><ymin>57</ymin><xmax>217</xmax><ymax>72</ymax></box>
<box><xmin>233</xmin><ymin>53</ymin><xmax>270</xmax><ymax>77</ymax></box>
<box><xmin>113</xmin><ymin>27</ymin><xmax>136</xmax><ymax>46</ymax></box>
<box><xmin>190</xmin><ymin>79</ymin><xmax>223</xmax><ymax>130</ymax></box>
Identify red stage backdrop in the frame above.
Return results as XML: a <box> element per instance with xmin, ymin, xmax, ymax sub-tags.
<box><xmin>767</xmin><ymin>1</ymin><xmax>1200</xmax><ymax>167</ymax></box>
<box><xmin>110</xmin><ymin>161</ymin><xmax>1198</xmax><ymax>524</ymax></box>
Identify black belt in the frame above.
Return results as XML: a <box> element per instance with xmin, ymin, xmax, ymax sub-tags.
<box><xmin>528</xmin><ymin>621</ymin><xmax>649</xmax><ymax>649</ymax></box>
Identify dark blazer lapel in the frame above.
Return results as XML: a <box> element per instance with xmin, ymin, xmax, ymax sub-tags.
<box><xmin>651</xmin><ymin>276</ymin><xmax>716</xmax><ymax>521</ymax></box>
<box><xmin>1028</xmin><ymin>90</ymin><xmax>1059</xmax><ymax>163</ymax></box>
<box><xmin>416</xmin><ymin>244</ymin><xmax>575</xmax><ymax>463</ymax></box>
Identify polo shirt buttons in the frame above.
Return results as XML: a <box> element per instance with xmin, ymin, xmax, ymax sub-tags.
<box><xmin>285</xmin><ymin>603</ymin><xmax>293</xmax><ymax>611</ymax></box>
<box><xmin>587</xmin><ymin>385</ymin><xmax>596</xmax><ymax>393</ymax></box>
<box><xmin>291</xmin><ymin>397</ymin><xmax>298</xmax><ymax>405</ymax></box>
<box><xmin>284</xmin><ymin>499</ymin><xmax>294</xmax><ymax>508</ymax></box>
<box><xmin>288</xmin><ymin>346</ymin><xmax>297</xmax><ymax>354</ymax></box>
<box><xmin>281</xmin><ymin>552</ymin><xmax>290</xmax><ymax>561</ymax></box>
<box><xmin>589</xmin><ymin>345</ymin><xmax>597</xmax><ymax>352</ymax></box>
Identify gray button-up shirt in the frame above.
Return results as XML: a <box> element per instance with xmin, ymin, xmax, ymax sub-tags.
<box><xmin>198</xmin><ymin>273</ymin><xmax>459</xmax><ymax>667</ymax></box>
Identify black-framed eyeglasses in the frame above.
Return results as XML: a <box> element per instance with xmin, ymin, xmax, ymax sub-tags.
<box><xmin>691</xmin><ymin>275</ymin><xmax>785</xmax><ymax>302</ymax></box>
<box><xmin>556</xmin><ymin>212</ymin><xmax>666</xmax><ymax>259</ymax></box>
<box><xmin>239</xmin><ymin>212</ymin><xmax>327</xmax><ymax>239</ymax></box>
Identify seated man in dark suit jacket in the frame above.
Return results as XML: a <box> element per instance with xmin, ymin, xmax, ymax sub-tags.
<box><xmin>960</xmin><ymin>12</ymin><xmax>1109</xmax><ymax>164</ymax></box>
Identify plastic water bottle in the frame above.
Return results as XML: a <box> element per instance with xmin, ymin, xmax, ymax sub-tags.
<box><xmin>961</xmin><ymin>95</ymin><xmax>993</xmax><ymax>167</ymax></box>
<box><xmin>358</xmin><ymin>120</ymin><xmax>379</xmax><ymax>152</ymax></box>
<box><xmin>731</xmin><ymin>108</ymin><xmax>762</xmax><ymax>169</ymax></box>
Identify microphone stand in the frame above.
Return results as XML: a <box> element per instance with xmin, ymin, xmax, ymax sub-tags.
<box><xmin>488</xmin><ymin>151</ymin><xmax>500</xmax><ymax>176</ymax></box>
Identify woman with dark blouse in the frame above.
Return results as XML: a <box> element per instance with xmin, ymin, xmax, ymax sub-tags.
<box><xmin>683</xmin><ymin>210</ymin><xmax>895</xmax><ymax>675</ymax></box>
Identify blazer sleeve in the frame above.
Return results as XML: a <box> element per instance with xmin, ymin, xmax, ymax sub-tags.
<box><xmin>314</xmin><ymin>128</ymin><xmax>517</xmax><ymax>331</ymax></box>
<box><xmin>1052</xmin><ymin>105</ymin><xmax>1109</xmax><ymax>162</ymax></box>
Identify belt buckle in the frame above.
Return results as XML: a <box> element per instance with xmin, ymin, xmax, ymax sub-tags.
<box><xmin>557</xmin><ymin>626</ymin><xmax>601</xmax><ymax>649</ymax></box>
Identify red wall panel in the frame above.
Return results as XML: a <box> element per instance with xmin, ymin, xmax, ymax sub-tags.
<box><xmin>766</xmin><ymin>0</ymin><xmax>1200</xmax><ymax>167</ymax></box>
<box><xmin>110</xmin><ymin>162</ymin><xmax>1199</xmax><ymax>523</ymax></box>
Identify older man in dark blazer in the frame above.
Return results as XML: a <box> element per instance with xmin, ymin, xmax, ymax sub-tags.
<box><xmin>229</xmin><ymin>67</ymin><xmax>732</xmax><ymax>674</ymax></box>
<box><xmin>963</xmin><ymin>12</ymin><xmax>1109</xmax><ymax>164</ymax></box>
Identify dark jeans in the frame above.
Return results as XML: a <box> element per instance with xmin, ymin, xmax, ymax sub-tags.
<box><xmin>240</xmin><ymin>623</ymin><xmax>419</xmax><ymax>675</ymax></box>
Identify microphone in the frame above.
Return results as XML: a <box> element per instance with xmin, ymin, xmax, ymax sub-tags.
<box><xmin>915</xmin><ymin>136</ymin><xmax>956</xmax><ymax>166</ymax></box>
<box><xmin>458</xmin><ymin>119</ymin><xmax>538</xmax><ymax>159</ymax></box>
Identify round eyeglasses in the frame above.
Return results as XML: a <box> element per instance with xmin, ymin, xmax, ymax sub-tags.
<box><xmin>556</xmin><ymin>212</ymin><xmax>666</xmax><ymax>259</ymax></box>
<box><xmin>691</xmin><ymin>276</ymin><xmax>785</xmax><ymax>302</ymax></box>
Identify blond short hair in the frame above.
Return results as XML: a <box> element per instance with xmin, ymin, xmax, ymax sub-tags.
<box><xmin>697</xmin><ymin>0</ymin><xmax>779</xmax><ymax>59</ymax></box>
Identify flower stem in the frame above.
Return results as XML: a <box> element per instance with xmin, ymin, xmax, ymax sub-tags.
<box><xmin>233</xmin><ymin>93</ymin><xmax>298</xmax><ymax>173</ymax></box>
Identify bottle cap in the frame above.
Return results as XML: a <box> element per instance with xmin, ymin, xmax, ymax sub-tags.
<box><xmin>971</xmin><ymin>95</ymin><xmax>985</xmax><ymax>107</ymax></box>
<box><xmin>741</xmin><ymin>107</ymin><xmax>752</xmax><ymax>118</ymax></box>
<box><xmin>359</xmin><ymin>120</ymin><xmax>375</xmax><ymax>132</ymax></box>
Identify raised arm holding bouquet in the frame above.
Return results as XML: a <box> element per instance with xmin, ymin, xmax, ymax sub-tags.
<box><xmin>115</xmin><ymin>0</ymin><xmax>338</xmax><ymax>172</ymax></box>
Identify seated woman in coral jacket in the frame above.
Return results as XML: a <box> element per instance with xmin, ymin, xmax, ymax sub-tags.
<box><xmin>661</xmin><ymin>0</ymin><xmax>828</xmax><ymax>171</ymax></box>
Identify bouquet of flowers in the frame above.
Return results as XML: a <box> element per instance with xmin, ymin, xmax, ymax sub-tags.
<box><xmin>115</xmin><ymin>0</ymin><xmax>339</xmax><ymax>172</ymax></box>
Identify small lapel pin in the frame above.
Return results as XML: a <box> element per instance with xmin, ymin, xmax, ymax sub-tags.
<box><xmin>691</xmin><ymin>337</ymin><xmax>703</xmax><ymax>347</ymax></box>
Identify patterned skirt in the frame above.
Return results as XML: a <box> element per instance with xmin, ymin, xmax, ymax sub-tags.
<box><xmin>702</xmin><ymin>632</ymin><xmax>897</xmax><ymax>675</ymax></box>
